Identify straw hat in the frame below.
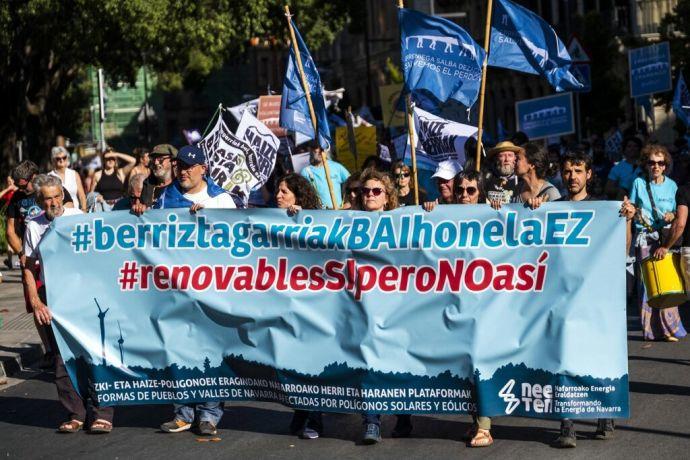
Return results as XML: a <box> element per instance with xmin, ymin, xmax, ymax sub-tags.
<box><xmin>487</xmin><ymin>141</ymin><xmax>524</xmax><ymax>160</ymax></box>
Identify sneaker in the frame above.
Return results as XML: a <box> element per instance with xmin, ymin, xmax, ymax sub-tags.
<box><xmin>391</xmin><ymin>416</ymin><xmax>413</xmax><ymax>438</ymax></box>
<box><xmin>552</xmin><ymin>421</ymin><xmax>576</xmax><ymax>448</ymax></box>
<box><xmin>362</xmin><ymin>423</ymin><xmax>381</xmax><ymax>445</ymax></box>
<box><xmin>299</xmin><ymin>426</ymin><xmax>320</xmax><ymax>439</ymax></box>
<box><xmin>197</xmin><ymin>421</ymin><xmax>217</xmax><ymax>436</ymax></box>
<box><xmin>160</xmin><ymin>419</ymin><xmax>192</xmax><ymax>433</ymax></box>
<box><xmin>595</xmin><ymin>419</ymin><xmax>615</xmax><ymax>440</ymax></box>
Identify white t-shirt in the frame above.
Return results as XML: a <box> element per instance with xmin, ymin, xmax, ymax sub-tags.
<box><xmin>183</xmin><ymin>185</ymin><xmax>236</xmax><ymax>209</ymax></box>
<box><xmin>23</xmin><ymin>208</ymin><xmax>83</xmax><ymax>259</ymax></box>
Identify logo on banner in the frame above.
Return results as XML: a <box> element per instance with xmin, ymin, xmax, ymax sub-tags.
<box><xmin>523</xmin><ymin>106</ymin><xmax>567</xmax><ymax>121</ymax></box>
<box><xmin>499</xmin><ymin>379</ymin><xmax>554</xmax><ymax>415</ymax></box>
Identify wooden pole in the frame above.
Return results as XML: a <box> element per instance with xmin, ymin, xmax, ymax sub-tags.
<box><xmin>397</xmin><ymin>0</ymin><xmax>420</xmax><ymax>205</ymax></box>
<box><xmin>284</xmin><ymin>5</ymin><xmax>338</xmax><ymax>209</ymax></box>
<box><xmin>474</xmin><ymin>0</ymin><xmax>495</xmax><ymax>172</ymax></box>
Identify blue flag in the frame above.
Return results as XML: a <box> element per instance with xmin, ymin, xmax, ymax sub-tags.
<box><xmin>279</xmin><ymin>20</ymin><xmax>331</xmax><ymax>149</ymax></box>
<box><xmin>399</xmin><ymin>8</ymin><xmax>485</xmax><ymax>108</ymax></box>
<box><xmin>635</xmin><ymin>95</ymin><xmax>653</xmax><ymax>120</ymax></box>
<box><xmin>673</xmin><ymin>71</ymin><xmax>690</xmax><ymax>127</ymax></box>
<box><xmin>488</xmin><ymin>0</ymin><xmax>582</xmax><ymax>92</ymax></box>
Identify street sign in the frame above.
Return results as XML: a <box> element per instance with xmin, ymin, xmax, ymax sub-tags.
<box><xmin>567</xmin><ymin>37</ymin><xmax>591</xmax><ymax>63</ymax></box>
<box><xmin>571</xmin><ymin>64</ymin><xmax>591</xmax><ymax>93</ymax></box>
<box><xmin>629</xmin><ymin>42</ymin><xmax>672</xmax><ymax>98</ymax></box>
<box><xmin>516</xmin><ymin>93</ymin><xmax>575</xmax><ymax>140</ymax></box>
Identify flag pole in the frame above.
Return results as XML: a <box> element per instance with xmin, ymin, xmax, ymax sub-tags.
<box><xmin>397</xmin><ymin>0</ymin><xmax>420</xmax><ymax>205</ymax></box>
<box><xmin>474</xmin><ymin>0</ymin><xmax>495</xmax><ymax>172</ymax></box>
<box><xmin>284</xmin><ymin>5</ymin><xmax>338</xmax><ymax>209</ymax></box>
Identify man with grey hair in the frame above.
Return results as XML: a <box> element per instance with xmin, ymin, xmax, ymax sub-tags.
<box><xmin>113</xmin><ymin>173</ymin><xmax>146</xmax><ymax>211</ymax></box>
<box><xmin>136</xmin><ymin>143</ymin><xmax>177</xmax><ymax>211</ymax></box>
<box><xmin>22</xmin><ymin>174</ymin><xmax>115</xmax><ymax>433</ymax></box>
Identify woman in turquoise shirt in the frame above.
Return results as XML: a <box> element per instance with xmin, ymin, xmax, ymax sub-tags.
<box><xmin>623</xmin><ymin>144</ymin><xmax>687</xmax><ymax>341</ymax></box>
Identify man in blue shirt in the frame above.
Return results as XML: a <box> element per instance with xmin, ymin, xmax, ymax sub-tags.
<box><xmin>300</xmin><ymin>143</ymin><xmax>350</xmax><ymax>209</ymax></box>
<box><xmin>605</xmin><ymin>137</ymin><xmax>642</xmax><ymax>199</ymax></box>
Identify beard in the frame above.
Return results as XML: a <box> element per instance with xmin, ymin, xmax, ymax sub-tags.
<box><xmin>45</xmin><ymin>204</ymin><xmax>63</xmax><ymax>220</ymax></box>
<box><xmin>153</xmin><ymin>166</ymin><xmax>171</xmax><ymax>182</ymax></box>
<box><xmin>496</xmin><ymin>163</ymin><xmax>514</xmax><ymax>177</ymax></box>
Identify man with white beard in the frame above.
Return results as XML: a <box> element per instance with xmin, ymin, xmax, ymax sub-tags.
<box><xmin>484</xmin><ymin>141</ymin><xmax>522</xmax><ymax>206</ymax></box>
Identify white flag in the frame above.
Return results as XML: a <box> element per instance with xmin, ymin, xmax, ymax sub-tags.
<box><xmin>227</xmin><ymin>98</ymin><xmax>259</xmax><ymax>122</ymax></box>
<box><xmin>199</xmin><ymin>116</ymin><xmax>257</xmax><ymax>205</ymax></box>
<box><xmin>412</xmin><ymin>107</ymin><xmax>478</xmax><ymax>169</ymax></box>
<box><xmin>236</xmin><ymin>110</ymin><xmax>280</xmax><ymax>186</ymax></box>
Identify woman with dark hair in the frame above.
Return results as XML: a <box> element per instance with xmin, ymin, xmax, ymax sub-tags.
<box><xmin>392</xmin><ymin>161</ymin><xmax>427</xmax><ymax>206</ymax></box>
<box><xmin>512</xmin><ymin>142</ymin><xmax>561</xmax><ymax>206</ymax></box>
<box><xmin>89</xmin><ymin>147</ymin><xmax>136</xmax><ymax>210</ymax></box>
<box><xmin>621</xmin><ymin>144</ymin><xmax>686</xmax><ymax>342</ymax></box>
<box><xmin>276</xmin><ymin>173</ymin><xmax>322</xmax><ymax>214</ymax></box>
<box><xmin>341</xmin><ymin>172</ymin><xmax>362</xmax><ymax>210</ymax></box>
<box><xmin>274</xmin><ymin>173</ymin><xmax>323</xmax><ymax>439</ymax></box>
<box><xmin>454</xmin><ymin>170</ymin><xmax>485</xmax><ymax>205</ymax></box>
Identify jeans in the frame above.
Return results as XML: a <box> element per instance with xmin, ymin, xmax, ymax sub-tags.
<box><xmin>174</xmin><ymin>402</ymin><xmax>224</xmax><ymax>425</ymax></box>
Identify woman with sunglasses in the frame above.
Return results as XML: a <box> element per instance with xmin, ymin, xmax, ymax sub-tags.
<box><xmin>392</xmin><ymin>161</ymin><xmax>426</xmax><ymax>207</ymax></box>
<box><xmin>621</xmin><ymin>144</ymin><xmax>686</xmax><ymax>342</ymax></box>
<box><xmin>48</xmin><ymin>146</ymin><xmax>87</xmax><ymax>212</ymax></box>
<box><xmin>341</xmin><ymin>173</ymin><xmax>362</xmax><ymax>210</ymax></box>
<box><xmin>89</xmin><ymin>148</ymin><xmax>136</xmax><ymax>210</ymax></box>
<box><xmin>273</xmin><ymin>173</ymin><xmax>325</xmax><ymax>439</ymax></box>
<box><xmin>355</xmin><ymin>168</ymin><xmax>409</xmax><ymax>444</ymax></box>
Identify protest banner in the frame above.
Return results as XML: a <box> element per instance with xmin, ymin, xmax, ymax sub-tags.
<box><xmin>257</xmin><ymin>96</ymin><xmax>287</xmax><ymax>137</ymax></box>
<box><xmin>412</xmin><ymin>107</ymin><xmax>477</xmax><ymax>169</ymax></box>
<box><xmin>516</xmin><ymin>93</ymin><xmax>575</xmax><ymax>140</ymax></box>
<box><xmin>334</xmin><ymin>125</ymin><xmax>377</xmax><ymax>171</ymax></box>
<box><xmin>42</xmin><ymin>203</ymin><xmax>628</xmax><ymax>420</ymax></box>
<box><xmin>629</xmin><ymin>42</ymin><xmax>672</xmax><ymax>98</ymax></box>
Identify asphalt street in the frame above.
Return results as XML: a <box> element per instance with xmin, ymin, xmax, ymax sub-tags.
<box><xmin>1</xmin><ymin>292</ymin><xmax>690</xmax><ymax>459</ymax></box>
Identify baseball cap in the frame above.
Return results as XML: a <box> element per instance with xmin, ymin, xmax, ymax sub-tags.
<box><xmin>431</xmin><ymin>160</ymin><xmax>463</xmax><ymax>180</ymax></box>
<box><xmin>177</xmin><ymin>145</ymin><xmax>206</xmax><ymax>166</ymax></box>
<box><xmin>150</xmin><ymin>144</ymin><xmax>178</xmax><ymax>158</ymax></box>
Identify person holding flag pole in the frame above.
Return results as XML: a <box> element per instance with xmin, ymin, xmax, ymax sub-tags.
<box><xmin>396</xmin><ymin>0</ymin><xmax>420</xmax><ymax>206</ymax></box>
<box><xmin>473</xmin><ymin>0</ymin><xmax>495</xmax><ymax>173</ymax></box>
<box><xmin>282</xmin><ymin>5</ymin><xmax>338</xmax><ymax>210</ymax></box>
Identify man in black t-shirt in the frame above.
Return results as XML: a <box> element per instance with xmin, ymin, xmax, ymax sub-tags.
<box><xmin>139</xmin><ymin>143</ymin><xmax>177</xmax><ymax>208</ymax></box>
<box><xmin>6</xmin><ymin>160</ymin><xmax>73</xmax><ymax>368</ymax></box>
<box><xmin>551</xmin><ymin>151</ymin><xmax>615</xmax><ymax>448</ymax></box>
<box><xmin>655</xmin><ymin>180</ymin><xmax>690</xmax><ymax>263</ymax></box>
<box><xmin>485</xmin><ymin>141</ymin><xmax>522</xmax><ymax>205</ymax></box>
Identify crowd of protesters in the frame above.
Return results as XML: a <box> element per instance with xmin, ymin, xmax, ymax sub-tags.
<box><xmin>1</xmin><ymin>123</ymin><xmax>689</xmax><ymax>448</ymax></box>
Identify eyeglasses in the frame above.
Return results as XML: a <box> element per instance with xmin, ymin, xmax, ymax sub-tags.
<box><xmin>647</xmin><ymin>160</ymin><xmax>666</xmax><ymax>167</ymax></box>
<box><xmin>54</xmin><ymin>156</ymin><xmax>68</xmax><ymax>162</ymax></box>
<box><xmin>105</xmin><ymin>157</ymin><xmax>116</xmax><ymax>162</ymax></box>
<box><xmin>395</xmin><ymin>172</ymin><xmax>411</xmax><ymax>178</ymax></box>
<box><xmin>361</xmin><ymin>187</ymin><xmax>385</xmax><ymax>196</ymax></box>
<box><xmin>16</xmin><ymin>180</ymin><xmax>30</xmax><ymax>190</ymax></box>
<box><xmin>152</xmin><ymin>155</ymin><xmax>171</xmax><ymax>163</ymax></box>
<box><xmin>456</xmin><ymin>186</ymin><xmax>478</xmax><ymax>196</ymax></box>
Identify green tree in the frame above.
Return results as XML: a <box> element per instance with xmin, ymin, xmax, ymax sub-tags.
<box><xmin>0</xmin><ymin>0</ymin><xmax>356</xmax><ymax>172</ymax></box>
<box><xmin>661</xmin><ymin>0</ymin><xmax>690</xmax><ymax>73</ymax></box>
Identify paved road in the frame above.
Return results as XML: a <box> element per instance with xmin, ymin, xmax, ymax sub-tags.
<box><xmin>1</xmin><ymin>270</ymin><xmax>690</xmax><ymax>458</ymax></box>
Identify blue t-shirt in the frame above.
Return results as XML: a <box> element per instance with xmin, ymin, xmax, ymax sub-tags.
<box><xmin>629</xmin><ymin>176</ymin><xmax>677</xmax><ymax>231</ymax></box>
<box><xmin>300</xmin><ymin>161</ymin><xmax>350</xmax><ymax>209</ymax></box>
<box><xmin>607</xmin><ymin>159</ymin><xmax>639</xmax><ymax>194</ymax></box>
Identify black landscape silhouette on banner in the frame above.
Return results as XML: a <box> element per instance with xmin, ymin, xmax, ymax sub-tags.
<box><xmin>66</xmin><ymin>354</ymin><xmax>629</xmax><ymax>420</ymax></box>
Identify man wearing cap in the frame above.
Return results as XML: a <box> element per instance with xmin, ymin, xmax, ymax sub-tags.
<box><xmin>152</xmin><ymin>145</ymin><xmax>234</xmax><ymax>436</ymax></box>
<box><xmin>138</xmin><ymin>144</ymin><xmax>177</xmax><ymax>210</ymax></box>
<box><xmin>423</xmin><ymin>160</ymin><xmax>462</xmax><ymax>211</ymax></box>
<box><xmin>485</xmin><ymin>141</ymin><xmax>522</xmax><ymax>206</ymax></box>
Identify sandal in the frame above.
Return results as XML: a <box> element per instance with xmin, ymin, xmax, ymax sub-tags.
<box><xmin>89</xmin><ymin>419</ymin><xmax>113</xmax><ymax>434</ymax></box>
<box><xmin>58</xmin><ymin>419</ymin><xmax>84</xmax><ymax>433</ymax></box>
<box><xmin>463</xmin><ymin>423</ymin><xmax>478</xmax><ymax>441</ymax></box>
<box><xmin>469</xmin><ymin>428</ymin><xmax>494</xmax><ymax>447</ymax></box>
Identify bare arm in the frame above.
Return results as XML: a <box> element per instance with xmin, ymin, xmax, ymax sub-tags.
<box><xmin>89</xmin><ymin>170</ymin><xmax>102</xmax><ymax>194</ymax></box>
<box><xmin>6</xmin><ymin>216</ymin><xmax>22</xmax><ymax>255</ymax></box>
<box><xmin>114</xmin><ymin>152</ymin><xmax>136</xmax><ymax>178</ymax></box>
<box><xmin>75</xmin><ymin>173</ymin><xmax>87</xmax><ymax>212</ymax></box>
<box><xmin>654</xmin><ymin>205</ymin><xmax>687</xmax><ymax>259</ymax></box>
<box><xmin>23</xmin><ymin>257</ymin><xmax>51</xmax><ymax>325</ymax></box>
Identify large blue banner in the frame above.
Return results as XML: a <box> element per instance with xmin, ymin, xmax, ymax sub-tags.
<box><xmin>629</xmin><ymin>42</ymin><xmax>672</xmax><ymax>98</ymax></box>
<box><xmin>516</xmin><ymin>93</ymin><xmax>575</xmax><ymax>140</ymax></box>
<box><xmin>40</xmin><ymin>203</ymin><xmax>628</xmax><ymax>419</ymax></box>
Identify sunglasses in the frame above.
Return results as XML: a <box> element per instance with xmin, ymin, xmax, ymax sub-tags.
<box><xmin>152</xmin><ymin>155</ymin><xmax>171</xmax><ymax>163</ymax></box>
<box><xmin>647</xmin><ymin>160</ymin><xmax>666</xmax><ymax>167</ymax></box>
<box><xmin>456</xmin><ymin>186</ymin><xmax>478</xmax><ymax>196</ymax></box>
<box><xmin>361</xmin><ymin>186</ymin><xmax>385</xmax><ymax>196</ymax></box>
<box><xmin>395</xmin><ymin>172</ymin><xmax>411</xmax><ymax>178</ymax></box>
<box><xmin>54</xmin><ymin>156</ymin><xmax>68</xmax><ymax>162</ymax></box>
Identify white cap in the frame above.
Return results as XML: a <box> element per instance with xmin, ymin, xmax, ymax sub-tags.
<box><xmin>431</xmin><ymin>160</ymin><xmax>463</xmax><ymax>180</ymax></box>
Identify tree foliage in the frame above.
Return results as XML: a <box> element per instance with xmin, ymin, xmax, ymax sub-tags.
<box><xmin>0</xmin><ymin>0</ymin><xmax>357</xmax><ymax>170</ymax></box>
<box><xmin>660</xmin><ymin>0</ymin><xmax>690</xmax><ymax>73</ymax></box>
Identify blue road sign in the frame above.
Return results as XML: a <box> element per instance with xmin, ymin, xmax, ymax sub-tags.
<box><xmin>571</xmin><ymin>64</ymin><xmax>591</xmax><ymax>93</ymax></box>
<box><xmin>629</xmin><ymin>42</ymin><xmax>672</xmax><ymax>98</ymax></box>
<box><xmin>516</xmin><ymin>92</ymin><xmax>575</xmax><ymax>140</ymax></box>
